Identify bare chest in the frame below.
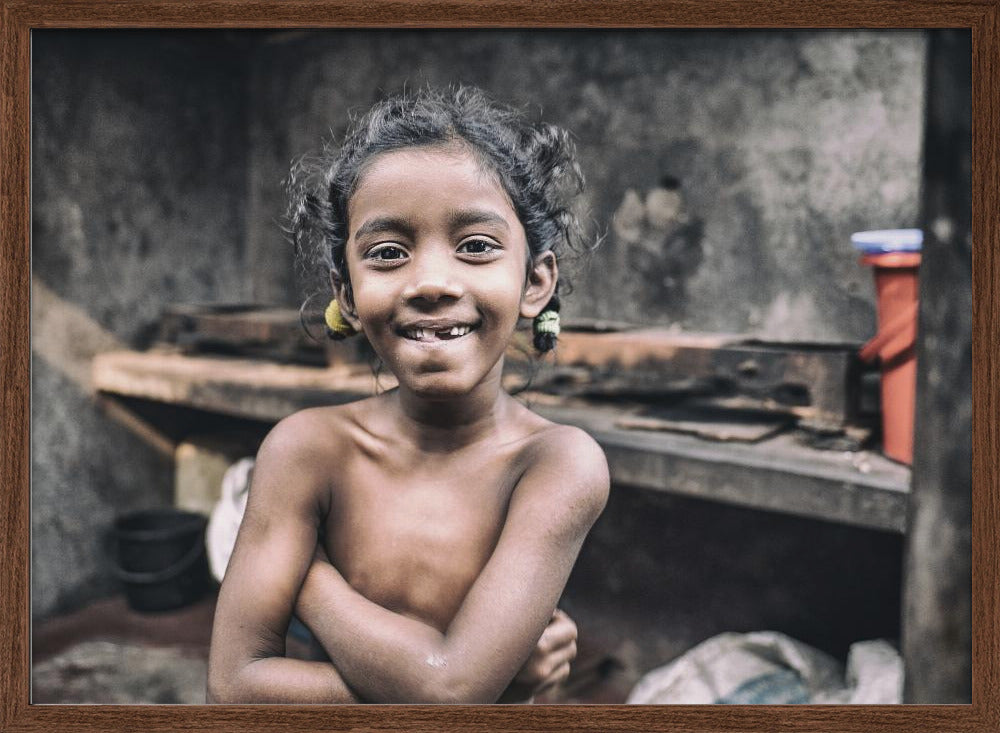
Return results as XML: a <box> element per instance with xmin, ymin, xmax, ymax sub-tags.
<box><xmin>324</xmin><ymin>455</ymin><xmax>517</xmax><ymax>632</ymax></box>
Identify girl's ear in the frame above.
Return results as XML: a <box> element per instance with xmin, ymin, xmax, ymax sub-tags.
<box><xmin>330</xmin><ymin>271</ymin><xmax>362</xmax><ymax>330</ymax></box>
<box><xmin>520</xmin><ymin>251</ymin><xmax>558</xmax><ymax>319</ymax></box>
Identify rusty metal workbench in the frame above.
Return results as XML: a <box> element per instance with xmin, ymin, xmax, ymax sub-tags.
<box><xmin>93</xmin><ymin>349</ymin><xmax>911</xmax><ymax>534</ymax></box>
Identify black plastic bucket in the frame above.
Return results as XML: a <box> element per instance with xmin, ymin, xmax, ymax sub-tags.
<box><xmin>112</xmin><ymin>509</ymin><xmax>210</xmax><ymax>612</ymax></box>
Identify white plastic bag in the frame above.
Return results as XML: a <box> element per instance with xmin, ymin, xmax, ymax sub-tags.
<box><xmin>626</xmin><ymin>631</ymin><xmax>902</xmax><ymax>704</ymax></box>
<box><xmin>205</xmin><ymin>457</ymin><xmax>255</xmax><ymax>583</ymax></box>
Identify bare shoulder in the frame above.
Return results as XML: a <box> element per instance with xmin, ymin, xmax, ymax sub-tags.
<box><xmin>258</xmin><ymin>405</ymin><xmax>350</xmax><ymax>465</ymax></box>
<box><xmin>528</xmin><ymin>421</ymin><xmax>609</xmax><ymax>476</ymax></box>
<box><xmin>518</xmin><ymin>420</ymin><xmax>610</xmax><ymax>530</ymax></box>
<box><xmin>248</xmin><ymin>405</ymin><xmax>356</xmax><ymax>510</ymax></box>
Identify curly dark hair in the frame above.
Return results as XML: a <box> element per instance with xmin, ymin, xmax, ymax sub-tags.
<box><xmin>287</xmin><ymin>85</ymin><xmax>589</xmax><ymax>352</ymax></box>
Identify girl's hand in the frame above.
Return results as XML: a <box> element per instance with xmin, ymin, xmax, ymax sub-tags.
<box><xmin>304</xmin><ymin>546</ymin><xmax>580</xmax><ymax>703</ymax></box>
<box><xmin>501</xmin><ymin>609</ymin><xmax>578</xmax><ymax>702</ymax></box>
<box><xmin>305</xmin><ymin>544</ymin><xmax>580</xmax><ymax>696</ymax></box>
<box><xmin>302</xmin><ymin>544</ymin><xmax>579</xmax><ymax>702</ymax></box>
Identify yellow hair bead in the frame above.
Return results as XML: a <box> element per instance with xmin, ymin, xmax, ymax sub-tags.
<box><xmin>324</xmin><ymin>299</ymin><xmax>356</xmax><ymax>339</ymax></box>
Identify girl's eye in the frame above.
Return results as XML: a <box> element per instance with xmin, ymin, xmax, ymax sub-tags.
<box><xmin>366</xmin><ymin>244</ymin><xmax>408</xmax><ymax>262</ymax></box>
<box><xmin>458</xmin><ymin>239</ymin><xmax>499</xmax><ymax>256</ymax></box>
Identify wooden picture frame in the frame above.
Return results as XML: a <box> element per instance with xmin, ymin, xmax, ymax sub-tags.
<box><xmin>2</xmin><ymin>1</ymin><xmax>996</xmax><ymax>731</ymax></box>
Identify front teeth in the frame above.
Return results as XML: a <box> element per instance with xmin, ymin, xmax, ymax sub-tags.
<box><xmin>403</xmin><ymin>325</ymin><xmax>473</xmax><ymax>340</ymax></box>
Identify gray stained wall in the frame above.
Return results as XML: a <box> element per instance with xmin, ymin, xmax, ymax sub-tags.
<box><xmin>32</xmin><ymin>32</ymin><xmax>251</xmax><ymax>619</ymax></box>
<box><xmin>32</xmin><ymin>31</ymin><xmax>925</xmax><ymax>626</ymax></box>
<box><xmin>249</xmin><ymin>30</ymin><xmax>926</xmax><ymax>341</ymax></box>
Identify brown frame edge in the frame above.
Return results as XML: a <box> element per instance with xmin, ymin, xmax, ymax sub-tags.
<box><xmin>2</xmin><ymin>1</ymin><xmax>997</xmax><ymax>731</ymax></box>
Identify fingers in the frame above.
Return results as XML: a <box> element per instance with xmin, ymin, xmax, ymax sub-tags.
<box><xmin>536</xmin><ymin>660</ymin><xmax>572</xmax><ymax>694</ymax></box>
<box><xmin>512</xmin><ymin>608</ymin><xmax>580</xmax><ymax>691</ymax></box>
<box><xmin>543</xmin><ymin>637</ymin><xmax>577</xmax><ymax>676</ymax></box>
<box><xmin>540</xmin><ymin>608</ymin><xmax>578</xmax><ymax>651</ymax></box>
<box><xmin>514</xmin><ymin>635</ymin><xmax>578</xmax><ymax>688</ymax></box>
<box><xmin>531</xmin><ymin>654</ymin><xmax>574</xmax><ymax>696</ymax></box>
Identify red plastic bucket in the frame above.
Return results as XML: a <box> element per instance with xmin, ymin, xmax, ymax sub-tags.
<box><xmin>853</xmin><ymin>230</ymin><xmax>922</xmax><ymax>465</ymax></box>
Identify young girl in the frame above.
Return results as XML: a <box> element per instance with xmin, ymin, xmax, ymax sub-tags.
<box><xmin>207</xmin><ymin>86</ymin><xmax>609</xmax><ymax>704</ymax></box>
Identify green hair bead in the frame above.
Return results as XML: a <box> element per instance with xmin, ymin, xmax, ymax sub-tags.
<box><xmin>533</xmin><ymin>309</ymin><xmax>561</xmax><ymax>337</ymax></box>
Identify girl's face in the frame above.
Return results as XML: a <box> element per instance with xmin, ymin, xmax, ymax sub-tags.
<box><xmin>340</xmin><ymin>145</ymin><xmax>556</xmax><ymax>399</ymax></box>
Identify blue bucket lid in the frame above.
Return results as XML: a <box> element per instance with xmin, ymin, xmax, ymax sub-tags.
<box><xmin>851</xmin><ymin>229</ymin><xmax>923</xmax><ymax>254</ymax></box>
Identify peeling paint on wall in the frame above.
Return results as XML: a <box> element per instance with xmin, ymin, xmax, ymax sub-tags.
<box><xmin>610</xmin><ymin>182</ymin><xmax>705</xmax><ymax>322</ymax></box>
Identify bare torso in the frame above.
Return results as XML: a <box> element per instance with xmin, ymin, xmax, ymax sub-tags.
<box><xmin>313</xmin><ymin>392</ymin><xmax>554</xmax><ymax>633</ymax></box>
<box><xmin>208</xmin><ymin>383</ymin><xmax>608</xmax><ymax>704</ymax></box>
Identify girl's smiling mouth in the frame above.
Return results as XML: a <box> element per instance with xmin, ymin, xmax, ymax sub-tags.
<box><xmin>397</xmin><ymin>320</ymin><xmax>480</xmax><ymax>343</ymax></box>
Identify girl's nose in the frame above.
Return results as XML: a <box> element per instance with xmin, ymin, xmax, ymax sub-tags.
<box><xmin>402</xmin><ymin>276</ymin><xmax>464</xmax><ymax>303</ymax></box>
<box><xmin>401</xmin><ymin>255</ymin><xmax>464</xmax><ymax>303</ymax></box>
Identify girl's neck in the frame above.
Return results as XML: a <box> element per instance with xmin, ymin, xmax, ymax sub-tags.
<box><xmin>391</xmin><ymin>373</ymin><xmax>510</xmax><ymax>452</ymax></box>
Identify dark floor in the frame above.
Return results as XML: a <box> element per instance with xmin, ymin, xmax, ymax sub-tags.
<box><xmin>32</xmin><ymin>592</ymin><xmax>217</xmax><ymax>704</ymax></box>
<box><xmin>34</xmin><ymin>592</ymin><xmax>217</xmax><ymax>665</ymax></box>
<box><xmin>32</xmin><ymin>590</ymin><xmax>630</xmax><ymax>704</ymax></box>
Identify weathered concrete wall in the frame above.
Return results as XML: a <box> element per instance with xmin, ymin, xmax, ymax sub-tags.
<box><xmin>247</xmin><ymin>30</ymin><xmax>926</xmax><ymax>342</ymax></box>
<box><xmin>31</xmin><ymin>31</ymin><xmax>250</xmax><ymax>619</ymax></box>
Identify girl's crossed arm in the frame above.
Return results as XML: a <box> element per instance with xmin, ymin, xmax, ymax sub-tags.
<box><xmin>294</xmin><ymin>425</ymin><xmax>610</xmax><ymax>704</ymax></box>
<box><xmin>207</xmin><ymin>412</ymin><xmax>361</xmax><ymax>703</ymax></box>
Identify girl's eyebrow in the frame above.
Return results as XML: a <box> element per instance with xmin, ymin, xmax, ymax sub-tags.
<box><xmin>353</xmin><ymin>216</ymin><xmax>415</xmax><ymax>241</ymax></box>
<box><xmin>448</xmin><ymin>209</ymin><xmax>510</xmax><ymax>232</ymax></box>
<box><xmin>353</xmin><ymin>210</ymin><xmax>509</xmax><ymax>241</ymax></box>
